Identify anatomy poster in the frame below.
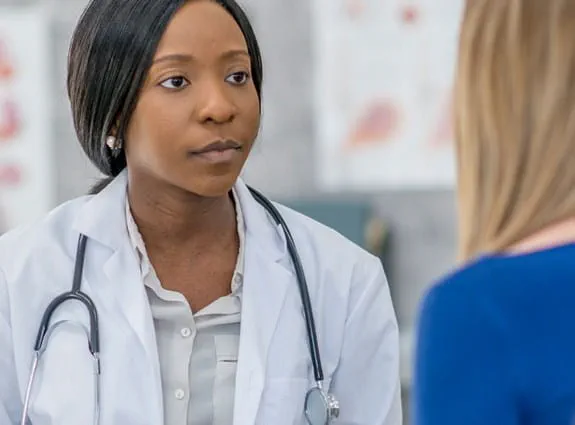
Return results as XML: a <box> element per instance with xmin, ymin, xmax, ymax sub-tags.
<box><xmin>0</xmin><ymin>7</ymin><xmax>53</xmax><ymax>231</ymax></box>
<box><xmin>312</xmin><ymin>0</ymin><xmax>464</xmax><ymax>190</ymax></box>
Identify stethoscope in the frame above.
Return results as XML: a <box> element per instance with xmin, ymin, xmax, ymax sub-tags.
<box><xmin>20</xmin><ymin>187</ymin><xmax>340</xmax><ymax>425</ymax></box>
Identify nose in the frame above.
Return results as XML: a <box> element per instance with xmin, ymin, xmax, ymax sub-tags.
<box><xmin>196</xmin><ymin>79</ymin><xmax>237</xmax><ymax>124</ymax></box>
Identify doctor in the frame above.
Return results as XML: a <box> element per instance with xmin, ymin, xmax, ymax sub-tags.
<box><xmin>0</xmin><ymin>0</ymin><xmax>401</xmax><ymax>424</ymax></box>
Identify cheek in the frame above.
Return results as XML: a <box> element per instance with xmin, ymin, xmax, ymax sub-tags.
<box><xmin>125</xmin><ymin>96</ymin><xmax>186</xmax><ymax>156</ymax></box>
<box><xmin>242</xmin><ymin>93</ymin><xmax>261</xmax><ymax>141</ymax></box>
<box><xmin>137</xmin><ymin>95</ymin><xmax>185</xmax><ymax>136</ymax></box>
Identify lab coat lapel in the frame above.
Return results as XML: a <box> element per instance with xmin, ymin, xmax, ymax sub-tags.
<box><xmin>72</xmin><ymin>171</ymin><xmax>163</xmax><ymax>423</ymax></box>
<box><xmin>101</xmin><ymin>241</ymin><xmax>163</xmax><ymax>414</ymax></box>
<box><xmin>232</xmin><ymin>180</ymin><xmax>294</xmax><ymax>425</ymax></box>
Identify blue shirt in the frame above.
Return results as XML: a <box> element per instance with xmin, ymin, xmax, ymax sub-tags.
<box><xmin>412</xmin><ymin>243</ymin><xmax>575</xmax><ymax>425</ymax></box>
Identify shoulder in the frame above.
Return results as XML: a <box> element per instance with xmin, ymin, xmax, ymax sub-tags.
<box><xmin>416</xmin><ymin>255</ymin><xmax>523</xmax><ymax>347</ymax></box>
<box><xmin>421</xmin><ymin>245</ymin><xmax>574</xmax><ymax>319</ymax></box>
<box><xmin>271</xmin><ymin>202</ymin><xmax>396</xmax><ymax>367</ymax></box>
<box><xmin>423</xmin><ymin>257</ymin><xmax>494</xmax><ymax>304</ymax></box>
<box><xmin>236</xmin><ymin>182</ymin><xmax>383</xmax><ymax>288</ymax></box>
<box><xmin>273</xmin><ymin>201</ymin><xmax>383</xmax><ymax>275</ymax></box>
<box><xmin>419</xmin><ymin>257</ymin><xmax>497</xmax><ymax>317</ymax></box>
<box><xmin>271</xmin><ymin>202</ymin><xmax>387</xmax><ymax>310</ymax></box>
<box><xmin>0</xmin><ymin>196</ymin><xmax>91</xmax><ymax>273</ymax></box>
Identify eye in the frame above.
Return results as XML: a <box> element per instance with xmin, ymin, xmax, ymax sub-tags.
<box><xmin>225</xmin><ymin>71</ymin><xmax>249</xmax><ymax>86</ymax></box>
<box><xmin>160</xmin><ymin>76</ymin><xmax>189</xmax><ymax>90</ymax></box>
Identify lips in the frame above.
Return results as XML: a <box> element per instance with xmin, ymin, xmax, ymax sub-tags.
<box><xmin>190</xmin><ymin>139</ymin><xmax>241</xmax><ymax>155</ymax></box>
<box><xmin>187</xmin><ymin>139</ymin><xmax>243</xmax><ymax>164</ymax></box>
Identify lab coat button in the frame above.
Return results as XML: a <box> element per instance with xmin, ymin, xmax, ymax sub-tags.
<box><xmin>180</xmin><ymin>327</ymin><xmax>192</xmax><ymax>338</ymax></box>
<box><xmin>174</xmin><ymin>389</ymin><xmax>185</xmax><ymax>400</ymax></box>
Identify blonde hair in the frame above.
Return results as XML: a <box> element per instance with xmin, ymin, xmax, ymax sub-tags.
<box><xmin>454</xmin><ymin>0</ymin><xmax>575</xmax><ymax>261</ymax></box>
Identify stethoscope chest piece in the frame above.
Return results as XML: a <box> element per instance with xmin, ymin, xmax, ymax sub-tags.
<box><xmin>304</xmin><ymin>384</ymin><xmax>340</xmax><ymax>425</ymax></box>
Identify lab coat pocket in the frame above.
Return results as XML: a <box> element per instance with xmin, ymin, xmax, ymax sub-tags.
<box><xmin>257</xmin><ymin>378</ymin><xmax>309</xmax><ymax>425</ymax></box>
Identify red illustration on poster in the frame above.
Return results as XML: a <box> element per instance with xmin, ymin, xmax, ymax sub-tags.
<box><xmin>313</xmin><ymin>0</ymin><xmax>464</xmax><ymax>189</ymax></box>
<box><xmin>0</xmin><ymin>163</ymin><xmax>21</xmax><ymax>185</ymax></box>
<box><xmin>0</xmin><ymin>7</ymin><xmax>53</xmax><ymax>231</ymax></box>
<box><xmin>400</xmin><ymin>4</ymin><xmax>419</xmax><ymax>25</ymax></box>
<box><xmin>0</xmin><ymin>99</ymin><xmax>20</xmax><ymax>141</ymax></box>
<box><xmin>345</xmin><ymin>0</ymin><xmax>365</xmax><ymax>19</ymax></box>
<box><xmin>345</xmin><ymin>100</ymin><xmax>401</xmax><ymax>149</ymax></box>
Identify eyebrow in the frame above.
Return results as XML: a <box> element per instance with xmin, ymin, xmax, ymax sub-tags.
<box><xmin>152</xmin><ymin>49</ymin><xmax>250</xmax><ymax>65</ymax></box>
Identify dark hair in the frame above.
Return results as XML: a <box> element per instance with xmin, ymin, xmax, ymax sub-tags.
<box><xmin>67</xmin><ymin>0</ymin><xmax>263</xmax><ymax>194</ymax></box>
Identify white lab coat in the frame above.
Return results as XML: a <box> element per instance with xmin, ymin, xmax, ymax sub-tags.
<box><xmin>0</xmin><ymin>171</ymin><xmax>401</xmax><ymax>425</ymax></box>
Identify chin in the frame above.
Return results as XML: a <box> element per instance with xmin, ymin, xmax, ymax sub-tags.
<box><xmin>182</xmin><ymin>173</ymin><xmax>240</xmax><ymax>198</ymax></box>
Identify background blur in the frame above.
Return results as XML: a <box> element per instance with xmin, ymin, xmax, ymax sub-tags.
<box><xmin>0</xmin><ymin>0</ymin><xmax>463</xmax><ymax>422</ymax></box>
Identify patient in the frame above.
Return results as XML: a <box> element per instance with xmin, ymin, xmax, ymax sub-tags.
<box><xmin>413</xmin><ymin>1</ymin><xmax>575</xmax><ymax>424</ymax></box>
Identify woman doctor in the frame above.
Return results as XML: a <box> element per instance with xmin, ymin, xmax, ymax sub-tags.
<box><xmin>0</xmin><ymin>0</ymin><xmax>401</xmax><ymax>424</ymax></box>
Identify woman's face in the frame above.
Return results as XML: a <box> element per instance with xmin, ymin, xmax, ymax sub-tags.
<box><xmin>124</xmin><ymin>0</ymin><xmax>260</xmax><ymax>197</ymax></box>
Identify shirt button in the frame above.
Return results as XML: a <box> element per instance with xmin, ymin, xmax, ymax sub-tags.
<box><xmin>174</xmin><ymin>389</ymin><xmax>185</xmax><ymax>400</ymax></box>
<box><xmin>180</xmin><ymin>327</ymin><xmax>192</xmax><ymax>338</ymax></box>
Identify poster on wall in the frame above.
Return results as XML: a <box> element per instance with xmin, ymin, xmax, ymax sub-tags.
<box><xmin>0</xmin><ymin>6</ymin><xmax>53</xmax><ymax>232</ymax></box>
<box><xmin>312</xmin><ymin>0</ymin><xmax>464</xmax><ymax>191</ymax></box>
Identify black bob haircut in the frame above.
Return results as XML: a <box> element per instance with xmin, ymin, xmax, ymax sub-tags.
<box><xmin>67</xmin><ymin>0</ymin><xmax>263</xmax><ymax>193</ymax></box>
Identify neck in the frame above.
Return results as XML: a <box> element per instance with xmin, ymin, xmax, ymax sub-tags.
<box><xmin>507</xmin><ymin>218</ymin><xmax>575</xmax><ymax>254</ymax></box>
<box><xmin>127</xmin><ymin>174</ymin><xmax>237</xmax><ymax>253</ymax></box>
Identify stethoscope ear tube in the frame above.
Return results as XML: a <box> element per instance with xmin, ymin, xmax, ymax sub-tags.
<box><xmin>247</xmin><ymin>186</ymin><xmax>324</xmax><ymax>383</ymax></box>
<box><xmin>33</xmin><ymin>235</ymin><xmax>99</xmax><ymax>354</ymax></box>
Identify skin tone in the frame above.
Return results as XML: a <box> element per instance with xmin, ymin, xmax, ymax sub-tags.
<box><xmin>507</xmin><ymin>218</ymin><xmax>575</xmax><ymax>255</ymax></box>
<box><xmin>122</xmin><ymin>0</ymin><xmax>260</xmax><ymax>312</ymax></box>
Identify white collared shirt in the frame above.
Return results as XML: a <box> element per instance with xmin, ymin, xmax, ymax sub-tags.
<box><xmin>125</xmin><ymin>191</ymin><xmax>245</xmax><ymax>425</ymax></box>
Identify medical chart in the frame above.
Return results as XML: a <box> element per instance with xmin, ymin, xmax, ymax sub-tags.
<box><xmin>312</xmin><ymin>0</ymin><xmax>464</xmax><ymax>190</ymax></box>
<box><xmin>0</xmin><ymin>6</ymin><xmax>53</xmax><ymax>231</ymax></box>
